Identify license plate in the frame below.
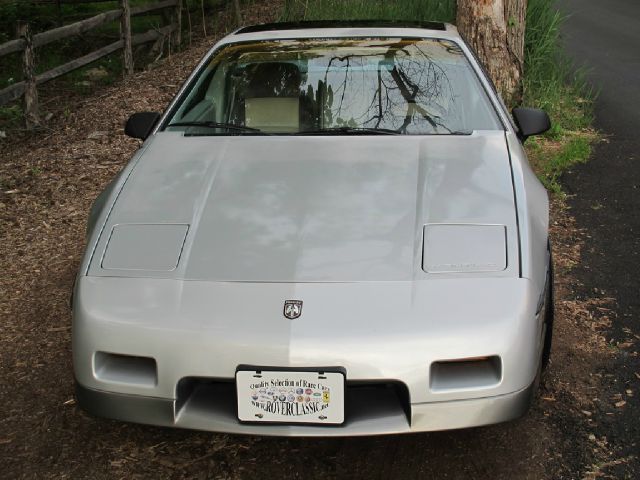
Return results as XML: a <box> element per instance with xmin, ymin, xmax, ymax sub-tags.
<box><xmin>236</xmin><ymin>370</ymin><xmax>345</xmax><ymax>424</ymax></box>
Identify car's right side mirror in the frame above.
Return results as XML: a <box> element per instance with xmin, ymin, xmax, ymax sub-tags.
<box><xmin>125</xmin><ymin>112</ymin><xmax>161</xmax><ymax>140</ymax></box>
<box><xmin>512</xmin><ymin>108</ymin><xmax>551</xmax><ymax>142</ymax></box>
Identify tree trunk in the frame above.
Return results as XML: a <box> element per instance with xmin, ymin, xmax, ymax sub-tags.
<box><xmin>201</xmin><ymin>0</ymin><xmax>207</xmax><ymax>37</ymax></box>
<box><xmin>174</xmin><ymin>0</ymin><xmax>182</xmax><ymax>48</ymax></box>
<box><xmin>457</xmin><ymin>0</ymin><xmax>526</xmax><ymax>106</ymax></box>
<box><xmin>233</xmin><ymin>0</ymin><xmax>243</xmax><ymax>26</ymax></box>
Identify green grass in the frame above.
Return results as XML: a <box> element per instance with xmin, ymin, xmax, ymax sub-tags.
<box><xmin>281</xmin><ymin>0</ymin><xmax>456</xmax><ymax>22</ymax></box>
<box><xmin>0</xmin><ymin>0</ymin><xmax>186</xmax><ymax>92</ymax></box>
<box><xmin>524</xmin><ymin>0</ymin><xmax>593</xmax><ymax>129</ymax></box>
<box><xmin>0</xmin><ymin>0</ymin><xmax>231</xmax><ymax>96</ymax></box>
<box><xmin>528</xmin><ymin>135</ymin><xmax>593</xmax><ymax>193</ymax></box>
<box><xmin>522</xmin><ymin>0</ymin><xmax>596</xmax><ymax>192</ymax></box>
<box><xmin>0</xmin><ymin>0</ymin><xmax>207</xmax><ymax>132</ymax></box>
<box><xmin>0</xmin><ymin>104</ymin><xmax>23</xmax><ymax>130</ymax></box>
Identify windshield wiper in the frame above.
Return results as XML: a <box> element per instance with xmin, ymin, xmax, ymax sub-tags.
<box><xmin>296</xmin><ymin>126</ymin><xmax>401</xmax><ymax>136</ymax></box>
<box><xmin>297</xmin><ymin>127</ymin><xmax>475</xmax><ymax>136</ymax></box>
<box><xmin>166</xmin><ymin>121</ymin><xmax>268</xmax><ymax>134</ymax></box>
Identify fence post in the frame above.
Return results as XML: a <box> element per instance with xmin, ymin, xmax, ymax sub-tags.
<box><xmin>174</xmin><ymin>0</ymin><xmax>182</xmax><ymax>48</ymax></box>
<box><xmin>18</xmin><ymin>22</ymin><xmax>40</xmax><ymax>129</ymax></box>
<box><xmin>120</xmin><ymin>0</ymin><xmax>133</xmax><ymax>75</ymax></box>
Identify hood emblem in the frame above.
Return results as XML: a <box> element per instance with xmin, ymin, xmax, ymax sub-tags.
<box><xmin>283</xmin><ymin>300</ymin><xmax>303</xmax><ymax>320</ymax></box>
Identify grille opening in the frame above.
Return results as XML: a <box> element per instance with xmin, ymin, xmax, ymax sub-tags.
<box><xmin>430</xmin><ymin>356</ymin><xmax>501</xmax><ymax>391</ymax></box>
<box><xmin>175</xmin><ymin>378</ymin><xmax>411</xmax><ymax>426</ymax></box>
<box><xmin>346</xmin><ymin>381</ymin><xmax>411</xmax><ymax>424</ymax></box>
<box><xmin>94</xmin><ymin>352</ymin><xmax>157</xmax><ymax>387</ymax></box>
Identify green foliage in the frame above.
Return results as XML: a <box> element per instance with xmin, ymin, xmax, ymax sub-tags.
<box><xmin>0</xmin><ymin>0</ymin><xmax>171</xmax><ymax>92</ymax></box>
<box><xmin>0</xmin><ymin>0</ymin><xmax>227</xmax><ymax>131</ymax></box>
<box><xmin>0</xmin><ymin>105</ymin><xmax>23</xmax><ymax>129</ymax></box>
<box><xmin>281</xmin><ymin>0</ymin><xmax>456</xmax><ymax>23</ymax></box>
<box><xmin>522</xmin><ymin>0</ymin><xmax>596</xmax><ymax>192</ymax></box>
<box><xmin>524</xmin><ymin>0</ymin><xmax>593</xmax><ymax>130</ymax></box>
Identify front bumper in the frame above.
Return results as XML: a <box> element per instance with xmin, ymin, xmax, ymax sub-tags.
<box><xmin>73</xmin><ymin>276</ymin><xmax>544</xmax><ymax>434</ymax></box>
<box><xmin>76</xmin><ymin>380</ymin><xmax>535</xmax><ymax>436</ymax></box>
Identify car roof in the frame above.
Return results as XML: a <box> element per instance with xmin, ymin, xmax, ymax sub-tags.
<box><xmin>235</xmin><ymin>20</ymin><xmax>448</xmax><ymax>34</ymax></box>
<box><xmin>225</xmin><ymin>20</ymin><xmax>460</xmax><ymax>43</ymax></box>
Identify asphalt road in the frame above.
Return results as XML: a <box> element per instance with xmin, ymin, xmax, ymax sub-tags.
<box><xmin>560</xmin><ymin>0</ymin><xmax>640</xmax><ymax>474</ymax></box>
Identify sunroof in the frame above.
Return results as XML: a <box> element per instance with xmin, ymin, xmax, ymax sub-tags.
<box><xmin>235</xmin><ymin>20</ymin><xmax>447</xmax><ymax>35</ymax></box>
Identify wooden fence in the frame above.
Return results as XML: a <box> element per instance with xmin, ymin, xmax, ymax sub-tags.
<box><xmin>0</xmin><ymin>0</ymin><xmax>183</xmax><ymax>128</ymax></box>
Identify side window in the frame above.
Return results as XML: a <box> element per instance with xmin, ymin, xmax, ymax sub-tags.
<box><xmin>462</xmin><ymin>39</ymin><xmax>514</xmax><ymax>131</ymax></box>
<box><xmin>173</xmin><ymin>67</ymin><xmax>218</xmax><ymax>122</ymax></box>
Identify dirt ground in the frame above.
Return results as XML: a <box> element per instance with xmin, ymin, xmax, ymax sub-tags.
<box><xmin>0</xmin><ymin>4</ymin><xmax>636</xmax><ymax>478</ymax></box>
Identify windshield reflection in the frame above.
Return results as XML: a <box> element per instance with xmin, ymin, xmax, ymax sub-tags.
<box><xmin>165</xmin><ymin>38</ymin><xmax>501</xmax><ymax>135</ymax></box>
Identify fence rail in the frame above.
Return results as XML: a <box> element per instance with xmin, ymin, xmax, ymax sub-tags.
<box><xmin>0</xmin><ymin>0</ymin><xmax>182</xmax><ymax>128</ymax></box>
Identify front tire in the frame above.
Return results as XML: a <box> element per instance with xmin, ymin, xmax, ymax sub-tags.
<box><xmin>541</xmin><ymin>246</ymin><xmax>555</xmax><ymax>370</ymax></box>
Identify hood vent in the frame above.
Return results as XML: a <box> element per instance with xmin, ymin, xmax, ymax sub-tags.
<box><xmin>102</xmin><ymin>224</ymin><xmax>189</xmax><ymax>272</ymax></box>
<box><xmin>423</xmin><ymin>224</ymin><xmax>507</xmax><ymax>274</ymax></box>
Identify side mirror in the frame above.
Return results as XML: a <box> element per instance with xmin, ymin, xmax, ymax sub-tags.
<box><xmin>512</xmin><ymin>108</ymin><xmax>551</xmax><ymax>142</ymax></box>
<box><xmin>125</xmin><ymin>112</ymin><xmax>161</xmax><ymax>140</ymax></box>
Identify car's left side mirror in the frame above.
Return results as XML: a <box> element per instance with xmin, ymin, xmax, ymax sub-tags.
<box><xmin>512</xmin><ymin>108</ymin><xmax>551</xmax><ymax>142</ymax></box>
<box><xmin>125</xmin><ymin>112</ymin><xmax>161</xmax><ymax>140</ymax></box>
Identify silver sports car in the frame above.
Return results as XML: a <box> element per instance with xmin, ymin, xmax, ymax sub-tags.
<box><xmin>73</xmin><ymin>20</ymin><xmax>554</xmax><ymax>436</ymax></box>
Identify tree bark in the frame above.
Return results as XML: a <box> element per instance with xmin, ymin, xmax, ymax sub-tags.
<box><xmin>233</xmin><ymin>0</ymin><xmax>243</xmax><ymax>26</ymax></box>
<box><xmin>174</xmin><ymin>0</ymin><xmax>182</xmax><ymax>48</ymax></box>
<box><xmin>457</xmin><ymin>0</ymin><xmax>526</xmax><ymax>106</ymax></box>
<box><xmin>201</xmin><ymin>0</ymin><xmax>207</xmax><ymax>37</ymax></box>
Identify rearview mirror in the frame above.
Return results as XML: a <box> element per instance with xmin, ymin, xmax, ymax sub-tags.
<box><xmin>512</xmin><ymin>108</ymin><xmax>551</xmax><ymax>142</ymax></box>
<box><xmin>125</xmin><ymin>112</ymin><xmax>161</xmax><ymax>140</ymax></box>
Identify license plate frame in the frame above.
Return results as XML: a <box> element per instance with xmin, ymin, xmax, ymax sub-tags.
<box><xmin>236</xmin><ymin>367</ymin><xmax>345</xmax><ymax>425</ymax></box>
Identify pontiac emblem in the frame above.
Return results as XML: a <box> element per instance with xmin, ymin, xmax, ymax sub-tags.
<box><xmin>283</xmin><ymin>300</ymin><xmax>303</xmax><ymax>320</ymax></box>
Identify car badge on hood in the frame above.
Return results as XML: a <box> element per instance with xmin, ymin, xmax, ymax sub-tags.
<box><xmin>283</xmin><ymin>300</ymin><xmax>303</xmax><ymax>320</ymax></box>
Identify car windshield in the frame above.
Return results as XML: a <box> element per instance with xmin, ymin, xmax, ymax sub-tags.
<box><xmin>163</xmin><ymin>37</ymin><xmax>502</xmax><ymax>135</ymax></box>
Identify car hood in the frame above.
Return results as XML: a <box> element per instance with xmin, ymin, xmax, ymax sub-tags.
<box><xmin>88</xmin><ymin>131</ymin><xmax>518</xmax><ymax>282</ymax></box>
